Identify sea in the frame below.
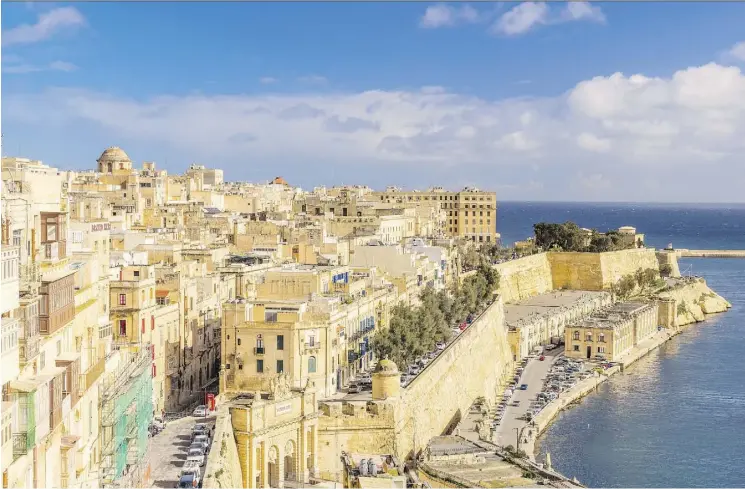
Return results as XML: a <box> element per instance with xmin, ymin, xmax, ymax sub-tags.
<box><xmin>497</xmin><ymin>202</ymin><xmax>745</xmax><ymax>488</ymax></box>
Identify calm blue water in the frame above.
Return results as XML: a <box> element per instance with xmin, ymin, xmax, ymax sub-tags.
<box><xmin>497</xmin><ymin>201</ymin><xmax>745</xmax><ymax>251</ymax></box>
<box><xmin>495</xmin><ymin>202</ymin><xmax>745</xmax><ymax>487</ymax></box>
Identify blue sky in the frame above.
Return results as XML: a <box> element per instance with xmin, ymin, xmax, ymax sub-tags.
<box><xmin>3</xmin><ymin>2</ymin><xmax>745</xmax><ymax>202</ymax></box>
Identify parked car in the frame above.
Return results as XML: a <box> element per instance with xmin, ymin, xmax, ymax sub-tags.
<box><xmin>189</xmin><ymin>443</ymin><xmax>207</xmax><ymax>456</ymax></box>
<box><xmin>193</xmin><ymin>405</ymin><xmax>208</xmax><ymax>417</ymax></box>
<box><xmin>186</xmin><ymin>449</ymin><xmax>206</xmax><ymax>467</ymax></box>
<box><xmin>192</xmin><ymin>423</ymin><xmax>209</xmax><ymax>437</ymax></box>
<box><xmin>180</xmin><ymin>464</ymin><xmax>202</xmax><ymax>486</ymax></box>
<box><xmin>539</xmin><ymin>355</ymin><xmax>545</xmax><ymax>361</ymax></box>
<box><xmin>436</xmin><ymin>342</ymin><xmax>446</xmax><ymax>351</ymax></box>
<box><xmin>193</xmin><ymin>434</ymin><xmax>211</xmax><ymax>451</ymax></box>
<box><xmin>348</xmin><ymin>382</ymin><xmax>362</xmax><ymax>394</ymax></box>
<box><xmin>177</xmin><ymin>473</ymin><xmax>198</xmax><ymax>488</ymax></box>
<box><xmin>520</xmin><ymin>384</ymin><xmax>528</xmax><ymax>390</ymax></box>
<box><xmin>153</xmin><ymin>416</ymin><xmax>167</xmax><ymax>430</ymax></box>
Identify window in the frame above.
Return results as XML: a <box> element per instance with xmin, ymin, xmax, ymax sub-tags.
<box><xmin>308</xmin><ymin>356</ymin><xmax>317</xmax><ymax>373</ymax></box>
<box><xmin>151</xmin><ymin>316</ymin><xmax>155</xmax><ymax>331</ymax></box>
<box><xmin>573</xmin><ymin>331</ymin><xmax>580</xmax><ymax>340</ymax></box>
<box><xmin>119</xmin><ymin>294</ymin><xmax>126</xmax><ymax>306</ymax></box>
<box><xmin>134</xmin><ymin>270</ymin><xmax>140</xmax><ymax>277</ymax></box>
<box><xmin>141</xmin><ymin>318</ymin><xmax>145</xmax><ymax>334</ymax></box>
<box><xmin>599</xmin><ymin>333</ymin><xmax>606</xmax><ymax>343</ymax></box>
<box><xmin>256</xmin><ymin>336</ymin><xmax>264</xmax><ymax>348</ymax></box>
<box><xmin>597</xmin><ymin>347</ymin><xmax>606</xmax><ymax>354</ymax></box>
<box><xmin>237</xmin><ymin>338</ymin><xmax>241</xmax><ymax>346</ymax></box>
<box><xmin>277</xmin><ymin>335</ymin><xmax>284</xmax><ymax>350</ymax></box>
<box><xmin>277</xmin><ymin>360</ymin><xmax>284</xmax><ymax>373</ymax></box>
<box><xmin>256</xmin><ymin>359</ymin><xmax>264</xmax><ymax>373</ymax></box>
<box><xmin>119</xmin><ymin>319</ymin><xmax>127</xmax><ymax>336</ymax></box>
<box><xmin>13</xmin><ymin>229</ymin><xmax>22</xmax><ymax>246</ymax></box>
<box><xmin>573</xmin><ymin>345</ymin><xmax>580</xmax><ymax>351</ymax></box>
<box><xmin>585</xmin><ymin>333</ymin><xmax>593</xmax><ymax>342</ymax></box>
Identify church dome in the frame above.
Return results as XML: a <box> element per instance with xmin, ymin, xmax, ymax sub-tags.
<box><xmin>97</xmin><ymin>146</ymin><xmax>132</xmax><ymax>172</ymax></box>
<box><xmin>272</xmin><ymin>176</ymin><xmax>289</xmax><ymax>186</ymax></box>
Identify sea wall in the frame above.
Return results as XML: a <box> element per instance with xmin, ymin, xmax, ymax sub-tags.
<box><xmin>548</xmin><ymin>249</ymin><xmax>660</xmax><ymax>291</ymax></box>
<box><xmin>494</xmin><ymin>253</ymin><xmax>553</xmax><ymax>303</ymax></box>
<box><xmin>395</xmin><ymin>297</ymin><xmax>513</xmax><ymax>460</ymax></box>
<box><xmin>203</xmin><ymin>404</ymin><xmax>244</xmax><ymax>489</ymax></box>
<box><xmin>656</xmin><ymin>277</ymin><xmax>731</xmax><ymax>327</ymax></box>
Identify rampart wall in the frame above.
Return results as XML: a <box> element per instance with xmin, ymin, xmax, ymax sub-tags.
<box><xmin>548</xmin><ymin>249</ymin><xmax>660</xmax><ymax>291</ymax></box>
<box><xmin>394</xmin><ymin>297</ymin><xmax>512</xmax><ymax>461</ymax></box>
<box><xmin>316</xmin><ymin>402</ymin><xmax>396</xmax><ymax>481</ymax></box>
<box><xmin>203</xmin><ymin>404</ymin><xmax>244</xmax><ymax>489</ymax></box>
<box><xmin>494</xmin><ymin>253</ymin><xmax>553</xmax><ymax>303</ymax></box>
<box><xmin>316</xmin><ymin>298</ymin><xmax>513</xmax><ymax>477</ymax></box>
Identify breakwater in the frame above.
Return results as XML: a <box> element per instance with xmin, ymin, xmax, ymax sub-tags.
<box><xmin>676</xmin><ymin>249</ymin><xmax>745</xmax><ymax>258</ymax></box>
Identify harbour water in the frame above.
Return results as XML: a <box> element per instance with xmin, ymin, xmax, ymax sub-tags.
<box><xmin>497</xmin><ymin>202</ymin><xmax>745</xmax><ymax>487</ymax></box>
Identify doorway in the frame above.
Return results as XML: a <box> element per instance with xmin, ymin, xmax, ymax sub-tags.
<box><xmin>586</xmin><ymin>346</ymin><xmax>592</xmax><ymax>359</ymax></box>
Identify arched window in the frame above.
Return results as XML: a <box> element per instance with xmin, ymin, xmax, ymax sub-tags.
<box><xmin>573</xmin><ymin>331</ymin><xmax>580</xmax><ymax>341</ymax></box>
<box><xmin>308</xmin><ymin>356</ymin><xmax>317</xmax><ymax>373</ymax></box>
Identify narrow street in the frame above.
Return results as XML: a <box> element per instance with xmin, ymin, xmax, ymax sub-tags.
<box><xmin>150</xmin><ymin>415</ymin><xmax>217</xmax><ymax>488</ymax></box>
<box><xmin>494</xmin><ymin>349</ymin><xmax>562</xmax><ymax>452</ymax></box>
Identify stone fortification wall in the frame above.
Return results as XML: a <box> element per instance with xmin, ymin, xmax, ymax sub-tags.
<box><xmin>494</xmin><ymin>253</ymin><xmax>553</xmax><ymax>303</ymax></box>
<box><xmin>656</xmin><ymin>250</ymin><xmax>681</xmax><ymax>277</ymax></box>
<box><xmin>203</xmin><ymin>404</ymin><xmax>244</xmax><ymax>489</ymax></box>
<box><xmin>548</xmin><ymin>249</ymin><xmax>660</xmax><ymax>291</ymax></box>
<box><xmin>597</xmin><ymin>249</ymin><xmax>661</xmax><ymax>288</ymax></box>
<box><xmin>316</xmin><ymin>402</ymin><xmax>396</xmax><ymax>481</ymax></box>
<box><xmin>394</xmin><ymin>297</ymin><xmax>513</xmax><ymax>461</ymax></box>
<box><xmin>316</xmin><ymin>299</ymin><xmax>513</xmax><ymax>477</ymax></box>
<box><xmin>656</xmin><ymin>277</ymin><xmax>731</xmax><ymax>327</ymax></box>
<box><xmin>547</xmin><ymin>252</ymin><xmax>602</xmax><ymax>290</ymax></box>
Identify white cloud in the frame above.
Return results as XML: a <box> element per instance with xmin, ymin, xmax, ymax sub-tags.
<box><xmin>3</xmin><ymin>60</ymin><xmax>77</xmax><ymax>75</ymax></box>
<box><xmin>576</xmin><ymin>132</ymin><xmax>611</xmax><ymax>153</ymax></box>
<box><xmin>492</xmin><ymin>1</ymin><xmax>605</xmax><ymax>36</ymax></box>
<box><xmin>2</xmin><ymin>7</ymin><xmax>85</xmax><ymax>46</ymax></box>
<box><xmin>726</xmin><ymin>41</ymin><xmax>745</xmax><ymax>62</ymax></box>
<box><xmin>419</xmin><ymin>3</ymin><xmax>482</xmax><ymax>28</ymax></box>
<box><xmin>5</xmin><ymin>62</ymin><xmax>745</xmax><ymax>201</ymax></box>
<box><xmin>260</xmin><ymin>77</ymin><xmax>278</xmax><ymax>84</ymax></box>
<box><xmin>560</xmin><ymin>2</ymin><xmax>606</xmax><ymax>24</ymax></box>
<box><xmin>492</xmin><ymin>2</ymin><xmax>548</xmax><ymax>36</ymax></box>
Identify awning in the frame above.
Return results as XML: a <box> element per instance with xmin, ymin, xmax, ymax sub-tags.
<box><xmin>156</xmin><ymin>290</ymin><xmax>169</xmax><ymax>298</ymax></box>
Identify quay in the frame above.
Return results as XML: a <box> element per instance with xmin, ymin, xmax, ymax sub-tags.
<box><xmin>675</xmin><ymin>249</ymin><xmax>745</xmax><ymax>258</ymax></box>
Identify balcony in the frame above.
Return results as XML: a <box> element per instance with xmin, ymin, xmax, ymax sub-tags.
<box><xmin>44</xmin><ymin>242</ymin><xmax>59</xmax><ymax>261</ymax></box>
<box><xmin>304</xmin><ymin>342</ymin><xmax>321</xmax><ymax>352</ymax></box>
<box><xmin>13</xmin><ymin>433</ymin><xmax>28</xmax><ymax>459</ymax></box>
<box><xmin>19</xmin><ymin>336</ymin><xmax>40</xmax><ymax>365</ymax></box>
<box><xmin>20</xmin><ymin>262</ymin><xmax>40</xmax><ymax>292</ymax></box>
<box><xmin>254</xmin><ymin>347</ymin><xmax>265</xmax><ymax>355</ymax></box>
<box><xmin>81</xmin><ymin>357</ymin><xmax>105</xmax><ymax>393</ymax></box>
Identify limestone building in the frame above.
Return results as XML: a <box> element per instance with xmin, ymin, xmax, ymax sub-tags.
<box><xmin>564</xmin><ymin>301</ymin><xmax>660</xmax><ymax>361</ymax></box>
<box><xmin>226</xmin><ymin>375</ymin><xmax>320</xmax><ymax>488</ymax></box>
<box><xmin>368</xmin><ymin>186</ymin><xmax>498</xmax><ymax>245</ymax></box>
